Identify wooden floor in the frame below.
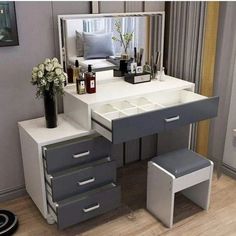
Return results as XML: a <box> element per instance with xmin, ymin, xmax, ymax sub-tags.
<box><xmin>1</xmin><ymin>161</ymin><xmax>236</xmax><ymax>236</ymax></box>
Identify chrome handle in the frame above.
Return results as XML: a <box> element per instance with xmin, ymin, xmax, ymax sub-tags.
<box><xmin>83</xmin><ymin>203</ymin><xmax>100</xmax><ymax>213</ymax></box>
<box><xmin>77</xmin><ymin>177</ymin><xmax>95</xmax><ymax>186</ymax></box>
<box><xmin>73</xmin><ymin>151</ymin><xmax>90</xmax><ymax>159</ymax></box>
<box><xmin>165</xmin><ymin>115</ymin><xmax>180</xmax><ymax>123</ymax></box>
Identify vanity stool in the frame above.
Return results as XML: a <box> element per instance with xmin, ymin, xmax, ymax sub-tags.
<box><xmin>146</xmin><ymin>148</ymin><xmax>213</xmax><ymax>228</ymax></box>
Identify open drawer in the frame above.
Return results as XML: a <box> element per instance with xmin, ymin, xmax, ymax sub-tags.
<box><xmin>91</xmin><ymin>90</ymin><xmax>219</xmax><ymax>144</ymax></box>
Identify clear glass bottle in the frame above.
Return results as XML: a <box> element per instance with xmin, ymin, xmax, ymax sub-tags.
<box><xmin>72</xmin><ymin>60</ymin><xmax>80</xmax><ymax>83</ymax></box>
<box><xmin>76</xmin><ymin>72</ymin><xmax>86</xmax><ymax>95</ymax></box>
<box><xmin>158</xmin><ymin>67</ymin><xmax>165</xmax><ymax>81</ymax></box>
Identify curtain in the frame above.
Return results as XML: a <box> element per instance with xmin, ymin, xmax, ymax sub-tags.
<box><xmin>165</xmin><ymin>2</ymin><xmax>207</xmax><ymax>150</ymax></box>
<box><xmin>165</xmin><ymin>2</ymin><xmax>206</xmax><ymax>93</ymax></box>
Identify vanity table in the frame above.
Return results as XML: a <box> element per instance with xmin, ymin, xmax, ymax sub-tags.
<box><xmin>18</xmin><ymin>75</ymin><xmax>219</xmax><ymax>229</ymax></box>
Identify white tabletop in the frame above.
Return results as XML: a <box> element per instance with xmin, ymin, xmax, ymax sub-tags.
<box><xmin>64</xmin><ymin>75</ymin><xmax>194</xmax><ymax>105</ymax></box>
<box><xmin>18</xmin><ymin>114</ymin><xmax>93</xmax><ymax>146</ymax></box>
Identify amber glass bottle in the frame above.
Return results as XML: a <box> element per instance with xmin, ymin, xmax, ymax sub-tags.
<box><xmin>85</xmin><ymin>65</ymin><xmax>96</xmax><ymax>93</ymax></box>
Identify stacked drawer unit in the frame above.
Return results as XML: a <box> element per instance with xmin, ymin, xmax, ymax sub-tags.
<box><xmin>42</xmin><ymin>134</ymin><xmax>121</xmax><ymax>229</ymax></box>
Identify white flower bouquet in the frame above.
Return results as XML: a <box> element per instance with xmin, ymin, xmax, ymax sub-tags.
<box><xmin>31</xmin><ymin>58</ymin><xmax>67</xmax><ymax>98</ymax></box>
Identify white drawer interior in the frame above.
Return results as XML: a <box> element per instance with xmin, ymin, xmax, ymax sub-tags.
<box><xmin>91</xmin><ymin>90</ymin><xmax>207</xmax><ymax>129</ymax></box>
<box><xmin>146</xmin><ymin>90</ymin><xmax>206</xmax><ymax>107</ymax></box>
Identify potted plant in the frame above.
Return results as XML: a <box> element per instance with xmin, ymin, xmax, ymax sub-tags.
<box><xmin>31</xmin><ymin>58</ymin><xmax>67</xmax><ymax>128</ymax></box>
<box><xmin>112</xmin><ymin>19</ymin><xmax>134</xmax><ymax>58</ymax></box>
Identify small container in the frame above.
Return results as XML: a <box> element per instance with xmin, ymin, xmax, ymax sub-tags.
<box><xmin>120</xmin><ymin>60</ymin><xmax>128</xmax><ymax>74</ymax></box>
<box><xmin>67</xmin><ymin>64</ymin><xmax>73</xmax><ymax>83</ymax></box>
<box><xmin>72</xmin><ymin>60</ymin><xmax>81</xmax><ymax>83</ymax></box>
<box><xmin>130</xmin><ymin>62</ymin><xmax>137</xmax><ymax>73</ymax></box>
<box><xmin>85</xmin><ymin>65</ymin><xmax>96</xmax><ymax>94</ymax></box>
<box><xmin>158</xmin><ymin>67</ymin><xmax>165</xmax><ymax>81</ymax></box>
<box><xmin>76</xmin><ymin>74</ymin><xmax>86</xmax><ymax>95</ymax></box>
<box><xmin>124</xmin><ymin>72</ymin><xmax>151</xmax><ymax>84</ymax></box>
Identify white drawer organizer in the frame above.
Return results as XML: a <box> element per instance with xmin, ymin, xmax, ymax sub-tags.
<box><xmin>64</xmin><ymin>76</ymin><xmax>219</xmax><ymax>144</ymax></box>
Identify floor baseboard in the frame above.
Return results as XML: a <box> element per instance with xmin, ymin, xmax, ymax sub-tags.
<box><xmin>0</xmin><ymin>185</ymin><xmax>26</xmax><ymax>203</ymax></box>
<box><xmin>221</xmin><ymin>164</ymin><xmax>236</xmax><ymax>180</ymax></box>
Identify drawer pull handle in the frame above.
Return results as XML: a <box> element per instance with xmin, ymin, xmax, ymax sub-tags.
<box><xmin>78</xmin><ymin>177</ymin><xmax>95</xmax><ymax>186</ymax></box>
<box><xmin>83</xmin><ymin>203</ymin><xmax>100</xmax><ymax>213</ymax></box>
<box><xmin>165</xmin><ymin>115</ymin><xmax>180</xmax><ymax>123</ymax></box>
<box><xmin>73</xmin><ymin>151</ymin><xmax>90</xmax><ymax>159</ymax></box>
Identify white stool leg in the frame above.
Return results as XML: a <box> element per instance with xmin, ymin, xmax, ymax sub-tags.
<box><xmin>182</xmin><ymin>162</ymin><xmax>214</xmax><ymax>210</ymax></box>
<box><xmin>147</xmin><ymin>162</ymin><xmax>175</xmax><ymax>228</ymax></box>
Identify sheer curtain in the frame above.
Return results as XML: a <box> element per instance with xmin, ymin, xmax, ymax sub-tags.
<box><xmin>165</xmin><ymin>2</ymin><xmax>206</xmax><ymax>93</ymax></box>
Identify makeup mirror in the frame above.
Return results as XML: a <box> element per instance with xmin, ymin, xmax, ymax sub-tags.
<box><xmin>58</xmin><ymin>12</ymin><xmax>164</xmax><ymax>80</ymax></box>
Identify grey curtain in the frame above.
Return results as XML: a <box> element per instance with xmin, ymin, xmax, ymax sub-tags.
<box><xmin>164</xmin><ymin>2</ymin><xmax>206</xmax><ymax>150</ymax></box>
<box><xmin>165</xmin><ymin>2</ymin><xmax>206</xmax><ymax>93</ymax></box>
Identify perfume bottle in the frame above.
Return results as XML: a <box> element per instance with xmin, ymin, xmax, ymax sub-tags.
<box><xmin>76</xmin><ymin>73</ymin><xmax>86</xmax><ymax>95</ymax></box>
<box><xmin>72</xmin><ymin>60</ymin><xmax>80</xmax><ymax>83</ymax></box>
<box><xmin>85</xmin><ymin>65</ymin><xmax>96</xmax><ymax>94</ymax></box>
<box><xmin>158</xmin><ymin>67</ymin><xmax>165</xmax><ymax>81</ymax></box>
<box><xmin>67</xmin><ymin>64</ymin><xmax>73</xmax><ymax>83</ymax></box>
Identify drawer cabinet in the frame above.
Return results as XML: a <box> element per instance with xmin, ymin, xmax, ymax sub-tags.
<box><xmin>43</xmin><ymin>134</ymin><xmax>111</xmax><ymax>173</ymax></box>
<box><xmin>42</xmin><ymin>134</ymin><xmax>120</xmax><ymax>229</ymax></box>
<box><xmin>48</xmin><ymin>183</ymin><xmax>121</xmax><ymax>229</ymax></box>
<box><xmin>45</xmin><ymin>157</ymin><xmax>116</xmax><ymax>201</ymax></box>
<box><xmin>92</xmin><ymin>90</ymin><xmax>219</xmax><ymax>144</ymax></box>
<box><xmin>19</xmin><ymin>77</ymin><xmax>219</xmax><ymax>231</ymax></box>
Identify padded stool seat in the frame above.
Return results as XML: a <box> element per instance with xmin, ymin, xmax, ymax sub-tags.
<box><xmin>147</xmin><ymin>148</ymin><xmax>213</xmax><ymax>228</ymax></box>
<box><xmin>151</xmin><ymin>149</ymin><xmax>211</xmax><ymax>178</ymax></box>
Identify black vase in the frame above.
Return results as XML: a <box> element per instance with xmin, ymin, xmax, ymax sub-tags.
<box><xmin>44</xmin><ymin>90</ymin><xmax>57</xmax><ymax>128</ymax></box>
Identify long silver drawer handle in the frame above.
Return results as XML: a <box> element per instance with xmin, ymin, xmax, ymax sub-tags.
<box><xmin>73</xmin><ymin>151</ymin><xmax>90</xmax><ymax>159</ymax></box>
<box><xmin>83</xmin><ymin>203</ymin><xmax>100</xmax><ymax>213</ymax></box>
<box><xmin>77</xmin><ymin>177</ymin><xmax>95</xmax><ymax>186</ymax></box>
<box><xmin>165</xmin><ymin>115</ymin><xmax>180</xmax><ymax>123</ymax></box>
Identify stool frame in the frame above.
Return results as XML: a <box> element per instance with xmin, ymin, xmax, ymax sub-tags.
<box><xmin>147</xmin><ymin>160</ymin><xmax>214</xmax><ymax>228</ymax></box>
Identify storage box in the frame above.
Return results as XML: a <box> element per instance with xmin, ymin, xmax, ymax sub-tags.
<box><xmin>124</xmin><ymin>72</ymin><xmax>151</xmax><ymax>84</ymax></box>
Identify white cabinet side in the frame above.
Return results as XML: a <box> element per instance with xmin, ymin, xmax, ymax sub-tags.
<box><xmin>63</xmin><ymin>91</ymin><xmax>91</xmax><ymax>130</ymax></box>
<box><xmin>19</xmin><ymin>126</ymin><xmax>48</xmax><ymax>218</ymax></box>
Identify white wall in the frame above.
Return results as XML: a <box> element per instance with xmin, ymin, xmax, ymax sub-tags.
<box><xmin>0</xmin><ymin>2</ymin><xmax>55</xmax><ymax>199</ymax></box>
<box><xmin>221</xmin><ymin>3</ymin><xmax>236</xmax><ymax>168</ymax></box>
<box><xmin>0</xmin><ymin>1</ymin><xmax>91</xmax><ymax>201</ymax></box>
<box><xmin>223</xmin><ymin>58</ymin><xmax>236</xmax><ymax>168</ymax></box>
<box><xmin>208</xmin><ymin>2</ymin><xmax>236</xmax><ymax>168</ymax></box>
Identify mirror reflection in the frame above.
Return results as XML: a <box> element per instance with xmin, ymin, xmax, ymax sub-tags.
<box><xmin>59</xmin><ymin>13</ymin><xmax>164</xmax><ymax>82</ymax></box>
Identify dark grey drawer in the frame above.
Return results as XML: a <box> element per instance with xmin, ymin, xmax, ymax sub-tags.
<box><xmin>47</xmin><ymin>157</ymin><xmax>116</xmax><ymax>201</ymax></box>
<box><xmin>43</xmin><ymin>134</ymin><xmax>111</xmax><ymax>173</ymax></box>
<box><xmin>92</xmin><ymin>94</ymin><xmax>219</xmax><ymax>144</ymax></box>
<box><xmin>48</xmin><ymin>183</ymin><xmax>121</xmax><ymax>229</ymax></box>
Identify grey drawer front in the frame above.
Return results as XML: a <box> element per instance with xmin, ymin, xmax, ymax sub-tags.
<box><xmin>56</xmin><ymin>184</ymin><xmax>120</xmax><ymax>229</ymax></box>
<box><xmin>111</xmin><ymin>96</ymin><xmax>219</xmax><ymax>144</ymax></box>
<box><xmin>44</xmin><ymin>135</ymin><xmax>111</xmax><ymax>173</ymax></box>
<box><xmin>50</xmin><ymin>158</ymin><xmax>116</xmax><ymax>201</ymax></box>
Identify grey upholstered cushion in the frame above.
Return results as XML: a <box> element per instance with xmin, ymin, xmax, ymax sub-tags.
<box><xmin>83</xmin><ymin>32</ymin><xmax>114</xmax><ymax>59</ymax></box>
<box><xmin>75</xmin><ymin>31</ymin><xmax>84</xmax><ymax>57</ymax></box>
<box><xmin>151</xmin><ymin>149</ymin><xmax>211</xmax><ymax>178</ymax></box>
